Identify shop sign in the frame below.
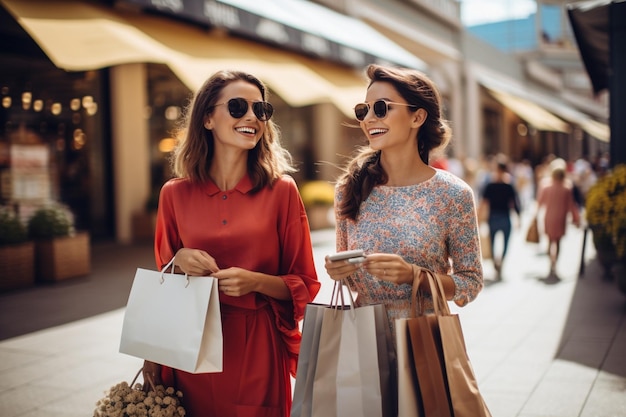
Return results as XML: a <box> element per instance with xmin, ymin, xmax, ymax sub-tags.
<box><xmin>2</xmin><ymin>145</ymin><xmax>51</xmax><ymax>202</ymax></box>
<box><xmin>116</xmin><ymin>0</ymin><xmax>374</xmax><ymax>67</ymax></box>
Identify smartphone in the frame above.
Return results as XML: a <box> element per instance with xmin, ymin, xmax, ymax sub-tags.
<box><xmin>347</xmin><ymin>256</ymin><xmax>366</xmax><ymax>264</ymax></box>
<box><xmin>328</xmin><ymin>249</ymin><xmax>365</xmax><ymax>262</ymax></box>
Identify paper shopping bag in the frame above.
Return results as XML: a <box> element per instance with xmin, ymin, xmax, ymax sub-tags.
<box><xmin>399</xmin><ymin>267</ymin><xmax>491</xmax><ymax>417</ymax></box>
<box><xmin>309</xmin><ymin>281</ymin><xmax>395</xmax><ymax>417</ymax></box>
<box><xmin>395</xmin><ymin>318</ymin><xmax>422</xmax><ymax>417</ymax></box>
<box><xmin>119</xmin><ymin>259</ymin><xmax>222</xmax><ymax>374</ymax></box>
<box><xmin>408</xmin><ymin>314</ymin><xmax>453</xmax><ymax>417</ymax></box>
<box><xmin>438</xmin><ymin>314</ymin><xmax>491</xmax><ymax>416</ymax></box>
<box><xmin>526</xmin><ymin>216</ymin><xmax>540</xmax><ymax>243</ymax></box>
<box><xmin>291</xmin><ymin>303</ymin><xmax>327</xmax><ymax>417</ymax></box>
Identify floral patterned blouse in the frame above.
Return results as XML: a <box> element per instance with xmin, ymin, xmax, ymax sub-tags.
<box><xmin>335</xmin><ymin>169</ymin><xmax>484</xmax><ymax>336</ymax></box>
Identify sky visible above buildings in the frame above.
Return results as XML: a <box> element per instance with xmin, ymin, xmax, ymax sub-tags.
<box><xmin>460</xmin><ymin>0</ymin><xmax>537</xmax><ymax>26</ymax></box>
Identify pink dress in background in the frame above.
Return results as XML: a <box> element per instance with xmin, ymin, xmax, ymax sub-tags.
<box><xmin>537</xmin><ymin>179</ymin><xmax>580</xmax><ymax>241</ymax></box>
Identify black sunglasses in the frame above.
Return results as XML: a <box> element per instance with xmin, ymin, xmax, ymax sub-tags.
<box><xmin>354</xmin><ymin>100</ymin><xmax>417</xmax><ymax>121</ymax></box>
<box><xmin>214</xmin><ymin>98</ymin><xmax>274</xmax><ymax>121</ymax></box>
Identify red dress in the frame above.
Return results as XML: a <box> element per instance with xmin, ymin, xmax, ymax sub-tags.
<box><xmin>154</xmin><ymin>174</ymin><xmax>320</xmax><ymax>417</ymax></box>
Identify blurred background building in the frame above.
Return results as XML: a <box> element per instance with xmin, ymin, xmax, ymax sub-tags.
<box><xmin>0</xmin><ymin>0</ymin><xmax>611</xmax><ymax>243</ymax></box>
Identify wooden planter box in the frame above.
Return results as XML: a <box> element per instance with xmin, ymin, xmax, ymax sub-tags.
<box><xmin>0</xmin><ymin>241</ymin><xmax>35</xmax><ymax>292</ymax></box>
<box><xmin>35</xmin><ymin>232</ymin><xmax>91</xmax><ymax>282</ymax></box>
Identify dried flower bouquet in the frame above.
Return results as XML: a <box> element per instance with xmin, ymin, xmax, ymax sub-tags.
<box><xmin>94</xmin><ymin>368</ymin><xmax>186</xmax><ymax>417</ymax></box>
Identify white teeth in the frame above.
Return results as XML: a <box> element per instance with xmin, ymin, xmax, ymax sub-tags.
<box><xmin>369</xmin><ymin>128</ymin><xmax>387</xmax><ymax>135</ymax></box>
<box><xmin>236</xmin><ymin>127</ymin><xmax>256</xmax><ymax>134</ymax></box>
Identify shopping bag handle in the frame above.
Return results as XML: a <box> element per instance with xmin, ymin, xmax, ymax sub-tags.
<box><xmin>410</xmin><ymin>265</ymin><xmax>450</xmax><ymax>317</ymax></box>
<box><xmin>131</xmin><ymin>367</ymin><xmax>156</xmax><ymax>392</ymax></box>
<box><xmin>329</xmin><ymin>279</ymin><xmax>356</xmax><ymax>319</ymax></box>
<box><xmin>159</xmin><ymin>256</ymin><xmax>190</xmax><ymax>288</ymax></box>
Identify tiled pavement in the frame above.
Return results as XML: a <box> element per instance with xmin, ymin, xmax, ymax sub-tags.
<box><xmin>0</xmin><ymin>217</ymin><xmax>625</xmax><ymax>417</ymax></box>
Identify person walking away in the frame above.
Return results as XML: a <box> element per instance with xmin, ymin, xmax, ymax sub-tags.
<box><xmin>514</xmin><ymin>159</ymin><xmax>535</xmax><ymax>212</ymax></box>
<box><xmin>324</xmin><ymin>63</ymin><xmax>484</xmax><ymax>349</ymax></box>
<box><xmin>143</xmin><ymin>70</ymin><xmax>320</xmax><ymax>417</ymax></box>
<box><xmin>537</xmin><ymin>160</ymin><xmax>581</xmax><ymax>276</ymax></box>
<box><xmin>479</xmin><ymin>161</ymin><xmax>521</xmax><ymax>280</ymax></box>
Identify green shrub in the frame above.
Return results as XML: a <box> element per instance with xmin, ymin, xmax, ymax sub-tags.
<box><xmin>0</xmin><ymin>208</ymin><xmax>28</xmax><ymax>246</ymax></box>
<box><xmin>28</xmin><ymin>205</ymin><xmax>73</xmax><ymax>239</ymax></box>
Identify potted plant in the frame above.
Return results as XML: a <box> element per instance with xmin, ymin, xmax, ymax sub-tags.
<box><xmin>585</xmin><ymin>164</ymin><xmax>626</xmax><ymax>292</ymax></box>
<box><xmin>28</xmin><ymin>203</ymin><xmax>91</xmax><ymax>282</ymax></box>
<box><xmin>300</xmin><ymin>180</ymin><xmax>335</xmax><ymax>230</ymax></box>
<box><xmin>0</xmin><ymin>207</ymin><xmax>35</xmax><ymax>291</ymax></box>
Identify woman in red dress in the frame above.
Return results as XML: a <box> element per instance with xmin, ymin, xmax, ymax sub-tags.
<box><xmin>143</xmin><ymin>70</ymin><xmax>320</xmax><ymax>417</ymax></box>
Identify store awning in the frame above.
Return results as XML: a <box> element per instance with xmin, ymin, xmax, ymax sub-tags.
<box><xmin>117</xmin><ymin>0</ymin><xmax>427</xmax><ymax>71</ymax></box>
<box><xmin>219</xmin><ymin>0</ymin><xmax>426</xmax><ymax>69</ymax></box>
<box><xmin>479</xmin><ymin>74</ymin><xmax>610</xmax><ymax>141</ymax></box>
<box><xmin>485</xmin><ymin>88</ymin><xmax>570</xmax><ymax>133</ymax></box>
<box><xmin>527</xmin><ymin>92</ymin><xmax>610</xmax><ymax>142</ymax></box>
<box><xmin>567</xmin><ymin>0</ymin><xmax>611</xmax><ymax>94</ymax></box>
<box><xmin>0</xmin><ymin>0</ymin><xmax>369</xmax><ymax>117</ymax></box>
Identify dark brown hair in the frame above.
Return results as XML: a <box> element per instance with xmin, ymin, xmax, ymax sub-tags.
<box><xmin>337</xmin><ymin>64</ymin><xmax>451</xmax><ymax>220</ymax></box>
<box><xmin>172</xmin><ymin>70</ymin><xmax>294</xmax><ymax>193</ymax></box>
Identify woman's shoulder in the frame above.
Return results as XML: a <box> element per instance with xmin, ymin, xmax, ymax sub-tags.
<box><xmin>159</xmin><ymin>177</ymin><xmax>197</xmax><ymax>197</ymax></box>
<box><xmin>433</xmin><ymin>169</ymin><xmax>474</xmax><ymax>194</ymax></box>
<box><xmin>161</xmin><ymin>177</ymin><xmax>189</xmax><ymax>190</ymax></box>
<box><xmin>273</xmin><ymin>174</ymin><xmax>298</xmax><ymax>191</ymax></box>
<box><xmin>267</xmin><ymin>175</ymin><xmax>301</xmax><ymax>199</ymax></box>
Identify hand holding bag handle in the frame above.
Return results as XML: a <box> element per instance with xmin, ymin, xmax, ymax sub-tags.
<box><xmin>409</xmin><ymin>265</ymin><xmax>450</xmax><ymax>318</ymax></box>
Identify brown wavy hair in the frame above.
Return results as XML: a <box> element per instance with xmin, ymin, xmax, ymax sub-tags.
<box><xmin>172</xmin><ymin>70</ymin><xmax>295</xmax><ymax>193</ymax></box>
<box><xmin>337</xmin><ymin>64</ymin><xmax>451</xmax><ymax>220</ymax></box>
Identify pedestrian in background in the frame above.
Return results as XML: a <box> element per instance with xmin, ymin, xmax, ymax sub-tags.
<box><xmin>144</xmin><ymin>70</ymin><xmax>320</xmax><ymax>417</ymax></box>
<box><xmin>479</xmin><ymin>160</ymin><xmax>521</xmax><ymax>280</ymax></box>
<box><xmin>324</xmin><ymin>64</ymin><xmax>484</xmax><ymax>339</ymax></box>
<box><xmin>513</xmin><ymin>159</ymin><xmax>535</xmax><ymax>211</ymax></box>
<box><xmin>537</xmin><ymin>159</ymin><xmax>581</xmax><ymax>276</ymax></box>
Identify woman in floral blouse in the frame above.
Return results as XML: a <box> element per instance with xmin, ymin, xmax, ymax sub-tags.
<box><xmin>324</xmin><ymin>64</ymin><xmax>484</xmax><ymax>337</ymax></box>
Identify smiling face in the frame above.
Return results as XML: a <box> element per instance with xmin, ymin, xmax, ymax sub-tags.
<box><xmin>204</xmin><ymin>80</ymin><xmax>266</xmax><ymax>153</ymax></box>
<box><xmin>360</xmin><ymin>81</ymin><xmax>426</xmax><ymax>153</ymax></box>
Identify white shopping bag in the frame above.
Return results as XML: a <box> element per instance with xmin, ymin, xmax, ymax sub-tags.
<box><xmin>119</xmin><ymin>258</ymin><xmax>222</xmax><ymax>373</ymax></box>
<box><xmin>308</xmin><ymin>281</ymin><xmax>395</xmax><ymax>417</ymax></box>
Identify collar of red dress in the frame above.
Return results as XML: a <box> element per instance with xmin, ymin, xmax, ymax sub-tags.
<box><xmin>204</xmin><ymin>173</ymin><xmax>253</xmax><ymax>196</ymax></box>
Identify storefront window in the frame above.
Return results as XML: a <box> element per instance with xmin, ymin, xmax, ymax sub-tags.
<box><xmin>482</xmin><ymin>108</ymin><xmax>500</xmax><ymax>156</ymax></box>
<box><xmin>146</xmin><ymin>64</ymin><xmax>190</xmax><ymax>200</ymax></box>
<box><xmin>0</xmin><ymin>58</ymin><xmax>111</xmax><ymax>237</ymax></box>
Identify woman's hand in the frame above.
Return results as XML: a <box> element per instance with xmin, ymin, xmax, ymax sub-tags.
<box><xmin>213</xmin><ymin>267</ymin><xmax>257</xmax><ymax>297</ymax></box>
<box><xmin>174</xmin><ymin>248</ymin><xmax>219</xmax><ymax>276</ymax></box>
<box><xmin>213</xmin><ymin>267</ymin><xmax>291</xmax><ymax>300</ymax></box>
<box><xmin>142</xmin><ymin>360</ymin><xmax>162</xmax><ymax>391</ymax></box>
<box><xmin>362</xmin><ymin>253</ymin><xmax>414</xmax><ymax>285</ymax></box>
<box><xmin>324</xmin><ymin>255</ymin><xmax>363</xmax><ymax>281</ymax></box>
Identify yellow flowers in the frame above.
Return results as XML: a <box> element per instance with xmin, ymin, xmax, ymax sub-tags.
<box><xmin>586</xmin><ymin>164</ymin><xmax>626</xmax><ymax>258</ymax></box>
<box><xmin>300</xmin><ymin>180</ymin><xmax>335</xmax><ymax>207</ymax></box>
<box><xmin>94</xmin><ymin>374</ymin><xmax>185</xmax><ymax>417</ymax></box>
